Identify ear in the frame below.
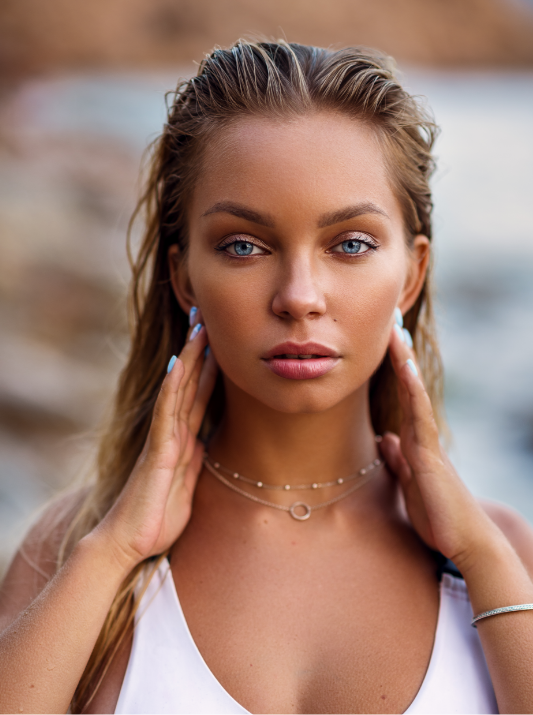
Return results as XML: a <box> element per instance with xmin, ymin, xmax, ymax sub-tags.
<box><xmin>168</xmin><ymin>244</ymin><xmax>197</xmax><ymax>314</ymax></box>
<box><xmin>397</xmin><ymin>235</ymin><xmax>431</xmax><ymax>314</ymax></box>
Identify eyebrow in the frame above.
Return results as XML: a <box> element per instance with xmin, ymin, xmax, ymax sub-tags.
<box><xmin>317</xmin><ymin>202</ymin><xmax>389</xmax><ymax>228</ymax></box>
<box><xmin>201</xmin><ymin>201</ymin><xmax>275</xmax><ymax>228</ymax></box>
<box><xmin>201</xmin><ymin>200</ymin><xmax>388</xmax><ymax>229</ymax></box>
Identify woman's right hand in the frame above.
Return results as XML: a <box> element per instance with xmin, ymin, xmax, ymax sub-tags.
<box><xmin>94</xmin><ymin>311</ymin><xmax>217</xmax><ymax>573</ymax></box>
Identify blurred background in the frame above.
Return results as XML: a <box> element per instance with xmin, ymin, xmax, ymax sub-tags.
<box><xmin>1</xmin><ymin>0</ymin><xmax>533</xmax><ymax>576</ymax></box>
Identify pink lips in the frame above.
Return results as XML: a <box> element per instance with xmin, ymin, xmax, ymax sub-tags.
<box><xmin>262</xmin><ymin>342</ymin><xmax>340</xmax><ymax>380</ymax></box>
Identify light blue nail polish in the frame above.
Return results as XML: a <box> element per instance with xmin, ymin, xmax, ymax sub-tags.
<box><xmin>394</xmin><ymin>307</ymin><xmax>403</xmax><ymax>327</ymax></box>
<box><xmin>189</xmin><ymin>323</ymin><xmax>202</xmax><ymax>341</ymax></box>
<box><xmin>394</xmin><ymin>323</ymin><xmax>405</xmax><ymax>342</ymax></box>
<box><xmin>406</xmin><ymin>358</ymin><xmax>418</xmax><ymax>377</ymax></box>
<box><xmin>189</xmin><ymin>306</ymin><xmax>198</xmax><ymax>327</ymax></box>
<box><xmin>167</xmin><ymin>355</ymin><xmax>177</xmax><ymax>373</ymax></box>
<box><xmin>204</xmin><ymin>346</ymin><xmax>210</xmax><ymax>358</ymax></box>
<box><xmin>403</xmin><ymin>328</ymin><xmax>413</xmax><ymax>348</ymax></box>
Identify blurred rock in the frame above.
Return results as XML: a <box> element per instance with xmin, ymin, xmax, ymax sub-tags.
<box><xmin>0</xmin><ymin>79</ymin><xmax>141</xmax><ymax>574</ymax></box>
<box><xmin>1</xmin><ymin>0</ymin><xmax>533</xmax><ymax>82</ymax></box>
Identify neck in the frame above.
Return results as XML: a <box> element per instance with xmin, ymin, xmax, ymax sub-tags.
<box><xmin>208</xmin><ymin>378</ymin><xmax>379</xmax><ymax>488</ymax></box>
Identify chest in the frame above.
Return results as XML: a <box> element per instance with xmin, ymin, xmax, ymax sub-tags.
<box><xmin>168</xmin><ymin>524</ymin><xmax>439</xmax><ymax>714</ymax></box>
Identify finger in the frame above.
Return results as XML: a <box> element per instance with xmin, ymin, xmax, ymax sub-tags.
<box><xmin>167</xmin><ymin>438</ymin><xmax>203</xmax><ymax>505</ymax></box>
<box><xmin>188</xmin><ymin>305</ymin><xmax>200</xmax><ymax>329</ymax></box>
<box><xmin>179</xmin><ymin>347</ymin><xmax>205</xmax><ymax>421</ymax></box>
<box><xmin>379</xmin><ymin>431</ymin><xmax>413</xmax><ymax>489</ymax></box>
<box><xmin>176</xmin><ymin>306</ymin><xmax>205</xmax><ymax>382</ymax></box>
<box><xmin>174</xmin><ymin>324</ymin><xmax>208</xmax><ymax>416</ymax></box>
<box><xmin>150</xmin><ymin>356</ymin><xmax>185</xmax><ymax>447</ymax></box>
<box><xmin>189</xmin><ymin>348</ymin><xmax>219</xmax><ymax>436</ymax></box>
<box><xmin>388</xmin><ymin>322</ymin><xmax>440</xmax><ymax>454</ymax></box>
<box><xmin>387</xmin><ymin>323</ymin><xmax>413</xmax><ymax>418</ymax></box>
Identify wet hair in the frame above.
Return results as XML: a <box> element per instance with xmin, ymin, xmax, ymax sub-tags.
<box><xmin>64</xmin><ymin>39</ymin><xmax>442</xmax><ymax>710</ymax></box>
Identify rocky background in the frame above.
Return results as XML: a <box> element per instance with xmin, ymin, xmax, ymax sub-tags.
<box><xmin>2</xmin><ymin>0</ymin><xmax>533</xmax><ymax>76</ymax></box>
<box><xmin>1</xmin><ymin>0</ymin><xmax>533</xmax><ymax>576</ymax></box>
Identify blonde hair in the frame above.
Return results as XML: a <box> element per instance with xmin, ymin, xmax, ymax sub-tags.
<box><xmin>60</xmin><ymin>39</ymin><xmax>442</xmax><ymax>711</ymax></box>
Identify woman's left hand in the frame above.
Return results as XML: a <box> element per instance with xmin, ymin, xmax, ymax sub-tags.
<box><xmin>379</xmin><ymin>322</ymin><xmax>501</xmax><ymax>572</ymax></box>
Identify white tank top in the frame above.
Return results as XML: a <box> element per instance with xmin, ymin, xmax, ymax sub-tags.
<box><xmin>115</xmin><ymin>560</ymin><xmax>497</xmax><ymax>714</ymax></box>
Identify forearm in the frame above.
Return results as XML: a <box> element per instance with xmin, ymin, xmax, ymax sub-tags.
<box><xmin>0</xmin><ymin>533</ymin><xmax>132</xmax><ymax>714</ymax></box>
<box><xmin>461</xmin><ymin>530</ymin><xmax>533</xmax><ymax>713</ymax></box>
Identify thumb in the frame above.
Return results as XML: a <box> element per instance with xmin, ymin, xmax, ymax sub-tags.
<box><xmin>379</xmin><ymin>432</ymin><xmax>413</xmax><ymax>491</ymax></box>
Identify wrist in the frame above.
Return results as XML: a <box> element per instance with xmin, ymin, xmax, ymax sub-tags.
<box><xmin>452</xmin><ymin>518</ymin><xmax>511</xmax><ymax>579</ymax></box>
<box><xmin>78</xmin><ymin>527</ymin><xmax>139</xmax><ymax>584</ymax></box>
<box><xmin>455</xmin><ymin>526</ymin><xmax>533</xmax><ymax>615</ymax></box>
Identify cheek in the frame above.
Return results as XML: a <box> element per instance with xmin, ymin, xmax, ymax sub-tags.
<box><xmin>188</xmin><ymin>261</ymin><xmax>269</xmax><ymax>366</ymax></box>
<box><xmin>336</xmin><ymin>267</ymin><xmax>402</xmax><ymax>338</ymax></box>
<box><xmin>327</xmin><ymin>265</ymin><xmax>403</xmax><ymax>373</ymax></box>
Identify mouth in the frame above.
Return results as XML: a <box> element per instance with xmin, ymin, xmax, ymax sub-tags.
<box><xmin>262</xmin><ymin>342</ymin><xmax>340</xmax><ymax>380</ymax></box>
<box><xmin>273</xmin><ymin>353</ymin><xmax>328</xmax><ymax>359</ymax></box>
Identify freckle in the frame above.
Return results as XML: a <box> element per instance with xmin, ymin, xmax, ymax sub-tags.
<box><xmin>264</xmin><ymin>520</ymin><xmax>268</xmax><ymax>524</ymax></box>
<box><xmin>30</xmin><ymin>684</ymin><xmax>34</xmax><ymax>688</ymax></box>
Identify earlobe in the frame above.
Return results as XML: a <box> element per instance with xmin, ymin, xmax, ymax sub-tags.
<box><xmin>398</xmin><ymin>235</ymin><xmax>431</xmax><ymax>314</ymax></box>
<box><xmin>168</xmin><ymin>244</ymin><xmax>197</xmax><ymax>314</ymax></box>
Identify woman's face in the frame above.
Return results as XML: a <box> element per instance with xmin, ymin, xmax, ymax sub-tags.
<box><xmin>172</xmin><ymin>111</ymin><xmax>428</xmax><ymax>414</ymax></box>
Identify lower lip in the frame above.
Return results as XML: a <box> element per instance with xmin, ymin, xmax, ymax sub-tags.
<box><xmin>263</xmin><ymin>357</ymin><xmax>339</xmax><ymax>380</ymax></box>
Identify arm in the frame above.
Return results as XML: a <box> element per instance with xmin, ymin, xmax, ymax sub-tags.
<box><xmin>0</xmin><ymin>530</ymin><xmax>132</xmax><ymax>713</ymax></box>
<box><xmin>381</xmin><ymin>326</ymin><xmax>533</xmax><ymax>714</ymax></box>
<box><xmin>479</xmin><ymin>499</ymin><xmax>533</xmax><ymax>578</ymax></box>
<box><xmin>0</xmin><ymin>316</ymin><xmax>216</xmax><ymax>713</ymax></box>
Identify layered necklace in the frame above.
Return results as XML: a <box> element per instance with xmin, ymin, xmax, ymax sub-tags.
<box><xmin>203</xmin><ymin>436</ymin><xmax>383</xmax><ymax>521</ymax></box>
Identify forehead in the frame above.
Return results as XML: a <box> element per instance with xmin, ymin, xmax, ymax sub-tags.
<box><xmin>191</xmin><ymin>111</ymin><xmax>403</xmax><ymax>227</ymax></box>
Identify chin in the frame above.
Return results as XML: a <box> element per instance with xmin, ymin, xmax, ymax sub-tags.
<box><xmin>228</xmin><ymin>371</ymin><xmax>363</xmax><ymax>414</ymax></box>
<box><xmin>262</xmin><ymin>393</ymin><xmax>342</xmax><ymax>414</ymax></box>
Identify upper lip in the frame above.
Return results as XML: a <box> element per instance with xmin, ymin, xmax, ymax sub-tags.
<box><xmin>262</xmin><ymin>342</ymin><xmax>340</xmax><ymax>359</ymax></box>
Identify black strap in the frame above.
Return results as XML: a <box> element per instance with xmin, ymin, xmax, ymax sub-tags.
<box><xmin>435</xmin><ymin>552</ymin><xmax>464</xmax><ymax>580</ymax></box>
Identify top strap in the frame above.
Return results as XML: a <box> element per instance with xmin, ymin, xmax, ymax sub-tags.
<box><xmin>435</xmin><ymin>552</ymin><xmax>464</xmax><ymax>580</ymax></box>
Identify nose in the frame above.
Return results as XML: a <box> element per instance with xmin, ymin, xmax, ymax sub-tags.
<box><xmin>271</xmin><ymin>254</ymin><xmax>327</xmax><ymax>320</ymax></box>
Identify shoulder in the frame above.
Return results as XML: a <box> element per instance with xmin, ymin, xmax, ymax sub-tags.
<box><xmin>480</xmin><ymin>499</ymin><xmax>533</xmax><ymax>575</ymax></box>
<box><xmin>0</xmin><ymin>488</ymin><xmax>89</xmax><ymax>632</ymax></box>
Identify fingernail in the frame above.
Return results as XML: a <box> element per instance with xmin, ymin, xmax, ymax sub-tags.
<box><xmin>189</xmin><ymin>323</ymin><xmax>202</xmax><ymax>341</ymax></box>
<box><xmin>403</xmin><ymin>328</ymin><xmax>413</xmax><ymax>348</ymax></box>
<box><xmin>167</xmin><ymin>355</ymin><xmax>177</xmax><ymax>373</ymax></box>
<box><xmin>189</xmin><ymin>306</ymin><xmax>198</xmax><ymax>327</ymax></box>
<box><xmin>394</xmin><ymin>307</ymin><xmax>403</xmax><ymax>327</ymax></box>
<box><xmin>204</xmin><ymin>346</ymin><xmax>210</xmax><ymax>358</ymax></box>
<box><xmin>406</xmin><ymin>358</ymin><xmax>418</xmax><ymax>377</ymax></box>
<box><xmin>394</xmin><ymin>323</ymin><xmax>405</xmax><ymax>342</ymax></box>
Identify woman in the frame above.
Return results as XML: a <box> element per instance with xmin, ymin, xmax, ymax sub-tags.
<box><xmin>1</xmin><ymin>40</ymin><xmax>533</xmax><ymax>714</ymax></box>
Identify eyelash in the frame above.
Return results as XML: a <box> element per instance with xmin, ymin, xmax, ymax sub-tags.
<box><xmin>215</xmin><ymin>232</ymin><xmax>379</xmax><ymax>257</ymax></box>
<box><xmin>327</xmin><ymin>232</ymin><xmax>379</xmax><ymax>256</ymax></box>
<box><xmin>215</xmin><ymin>235</ymin><xmax>269</xmax><ymax>256</ymax></box>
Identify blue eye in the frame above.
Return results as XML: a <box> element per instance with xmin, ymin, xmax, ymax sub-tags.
<box><xmin>342</xmin><ymin>240</ymin><xmax>363</xmax><ymax>253</ymax></box>
<box><xmin>221</xmin><ymin>239</ymin><xmax>267</xmax><ymax>256</ymax></box>
<box><xmin>330</xmin><ymin>238</ymin><xmax>371</xmax><ymax>255</ymax></box>
<box><xmin>234</xmin><ymin>241</ymin><xmax>253</xmax><ymax>255</ymax></box>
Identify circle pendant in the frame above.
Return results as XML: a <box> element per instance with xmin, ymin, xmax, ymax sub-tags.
<box><xmin>289</xmin><ymin>502</ymin><xmax>312</xmax><ymax>521</ymax></box>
